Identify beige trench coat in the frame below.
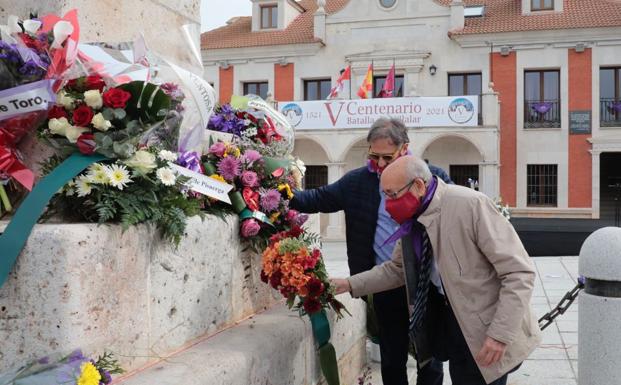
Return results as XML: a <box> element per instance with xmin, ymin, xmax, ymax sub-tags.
<box><xmin>348</xmin><ymin>179</ymin><xmax>541</xmax><ymax>384</ymax></box>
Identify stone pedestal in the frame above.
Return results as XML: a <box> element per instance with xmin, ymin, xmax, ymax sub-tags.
<box><xmin>0</xmin><ymin>216</ymin><xmax>280</xmax><ymax>373</ymax></box>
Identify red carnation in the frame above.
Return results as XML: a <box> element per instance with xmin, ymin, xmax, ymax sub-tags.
<box><xmin>269</xmin><ymin>270</ymin><xmax>283</xmax><ymax>289</ymax></box>
<box><xmin>312</xmin><ymin>248</ymin><xmax>321</xmax><ymax>260</ymax></box>
<box><xmin>72</xmin><ymin>105</ymin><xmax>95</xmax><ymax>127</ymax></box>
<box><xmin>102</xmin><ymin>88</ymin><xmax>132</xmax><ymax>109</ymax></box>
<box><xmin>260</xmin><ymin>270</ymin><xmax>269</xmax><ymax>284</ymax></box>
<box><xmin>287</xmin><ymin>226</ymin><xmax>303</xmax><ymax>238</ymax></box>
<box><xmin>306</xmin><ymin>277</ymin><xmax>324</xmax><ymax>298</ymax></box>
<box><xmin>65</xmin><ymin>78</ymin><xmax>79</xmax><ymax>91</ymax></box>
<box><xmin>48</xmin><ymin>105</ymin><xmax>68</xmax><ymax>119</ymax></box>
<box><xmin>84</xmin><ymin>75</ymin><xmax>106</xmax><ymax>92</ymax></box>
<box><xmin>76</xmin><ymin>133</ymin><xmax>96</xmax><ymax>155</ymax></box>
<box><xmin>303</xmin><ymin>298</ymin><xmax>322</xmax><ymax>314</ymax></box>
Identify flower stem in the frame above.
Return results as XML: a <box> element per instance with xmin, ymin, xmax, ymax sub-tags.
<box><xmin>0</xmin><ymin>184</ymin><xmax>12</xmax><ymax>213</ymax></box>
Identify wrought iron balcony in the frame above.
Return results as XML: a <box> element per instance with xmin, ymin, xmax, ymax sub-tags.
<box><xmin>600</xmin><ymin>98</ymin><xmax>621</xmax><ymax>127</ymax></box>
<box><xmin>524</xmin><ymin>99</ymin><xmax>561</xmax><ymax>129</ymax></box>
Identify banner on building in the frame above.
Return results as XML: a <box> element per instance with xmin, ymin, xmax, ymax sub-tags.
<box><xmin>277</xmin><ymin>96</ymin><xmax>479</xmax><ymax>129</ymax></box>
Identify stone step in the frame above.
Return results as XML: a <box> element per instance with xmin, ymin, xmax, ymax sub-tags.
<box><xmin>115</xmin><ymin>297</ymin><xmax>366</xmax><ymax>385</ymax></box>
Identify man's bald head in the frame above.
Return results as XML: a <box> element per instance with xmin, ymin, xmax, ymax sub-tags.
<box><xmin>381</xmin><ymin>156</ymin><xmax>432</xmax><ymax>198</ymax></box>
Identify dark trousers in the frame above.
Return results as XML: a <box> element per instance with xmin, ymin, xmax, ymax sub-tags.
<box><xmin>374</xmin><ymin>286</ymin><xmax>444</xmax><ymax>385</ymax></box>
<box><xmin>429</xmin><ymin>288</ymin><xmax>515</xmax><ymax>385</ymax></box>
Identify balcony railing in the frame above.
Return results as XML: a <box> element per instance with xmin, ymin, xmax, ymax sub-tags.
<box><xmin>600</xmin><ymin>98</ymin><xmax>621</xmax><ymax>127</ymax></box>
<box><xmin>524</xmin><ymin>100</ymin><xmax>561</xmax><ymax>128</ymax></box>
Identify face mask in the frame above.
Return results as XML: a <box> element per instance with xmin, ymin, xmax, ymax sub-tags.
<box><xmin>385</xmin><ymin>191</ymin><xmax>421</xmax><ymax>224</ymax></box>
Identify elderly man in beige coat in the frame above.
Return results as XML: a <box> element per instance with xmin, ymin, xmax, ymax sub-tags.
<box><xmin>332</xmin><ymin>156</ymin><xmax>541</xmax><ymax>385</ymax></box>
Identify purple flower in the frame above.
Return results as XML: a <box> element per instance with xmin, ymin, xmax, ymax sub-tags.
<box><xmin>242</xmin><ymin>149</ymin><xmax>262</xmax><ymax>164</ymax></box>
<box><xmin>209</xmin><ymin>142</ymin><xmax>226</xmax><ymax>157</ymax></box>
<box><xmin>241</xmin><ymin>219</ymin><xmax>261</xmax><ymax>237</ymax></box>
<box><xmin>260</xmin><ymin>189</ymin><xmax>282</xmax><ymax>212</ymax></box>
<box><xmin>218</xmin><ymin>156</ymin><xmax>241</xmax><ymax>181</ymax></box>
<box><xmin>100</xmin><ymin>369</ymin><xmax>112</xmax><ymax>384</ymax></box>
<box><xmin>18</xmin><ymin>59</ymin><xmax>45</xmax><ymax>77</ymax></box>
<box><xmin>241</xmin><ymin>170</ymin><xmax>259</xmax><ymax>187</ymax></box>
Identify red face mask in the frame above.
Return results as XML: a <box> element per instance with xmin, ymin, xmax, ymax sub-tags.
<box><xmin>385</xmin><ymin>191</ymin><xmax>421</xmax><ymax>224</ymax></box>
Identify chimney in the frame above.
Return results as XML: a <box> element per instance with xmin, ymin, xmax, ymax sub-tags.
<box><xmin>450</xmin><ymin>1</ymin><xmax>465</xmax><ymax>31</ymax></box>
<box><xmin>314</xmin><ymin>0</ymin><xmax>326</xmax><ymax>41</ymax></box>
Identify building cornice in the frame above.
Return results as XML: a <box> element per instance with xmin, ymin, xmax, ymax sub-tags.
<box><xmin>451</xmin><ymin>27</ymin><xmax>621</xmax><ymax>49</ymax></box>
<box><xmin>202</xmin><ymin>42</ymin><xmax>323</xmax><ymax>66</ymax></box>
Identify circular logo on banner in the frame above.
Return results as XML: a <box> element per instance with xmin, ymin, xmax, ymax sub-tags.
<box><xmin>448</xmin><ymin>98</ymin><xmax>475</xmax><ymax>124</ymax></box>
<box><xmin>281</xmin><ymin>103</ymin><xmax>303</xmax><ymax>127</ymax></box>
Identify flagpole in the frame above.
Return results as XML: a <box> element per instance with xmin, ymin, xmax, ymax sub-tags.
<box><xmin>349</xmin><ymin>64</ymin><xmax>352</xmax><ymax>100</ymax></box>
<box><xmin>371</xmin><ymin>60</ymin><xmax>374</xmax><ymax>99</ymax></box>
<box><xmin>393</xmin><ymin>57</ymin><xmax>396</xmax><ymax>97</ymax></box>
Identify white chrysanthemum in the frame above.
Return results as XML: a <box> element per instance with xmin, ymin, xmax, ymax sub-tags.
<box><xmin>124</xmin><ymin>150</ymin><xmax>157</xmax><ymax>175</ymax></box>
<box><xmin>91</xmin><ymin>112</ymin><xmax>111</xmax><ymax>132</ymax></box>
<box><xmin>158</xmin><ymin>150</ymin><xmax>178</xmax><ymax>162</ymax></box>
<box><xmin>75</xmin><ymin>176</ymin><xmax>92</xmax><ymax>197</ymax></box>
<box><xmin>57</xmin><ymin>90</ymin><xmax>75</xmax><ymax>110</ymax></box>
<box><xmin>156</xmin><ymin>167</ymin><xmax>176</xmax><ymax>186</ymax></box>
<box><xmin>87</xmin><ymin>165</ymin><xmax>110</xmax><ymax>185</ymax></box>
<box><xmin>83</xmin><ymin>89</ymin><xmax>103</xmax><ymax>109</ymax></box>
<box><xmin>105</xmin><ymin>164</ymin><xmax>132</xmax><ymax>190</ymax></box>
<box><xmin>64</xmin><ymin>180</ymin><xmax>76</xmax><ymax>196</ymax></box>
<box><xmin>48</xmin><ymin>117</ymin><xmax>71</xmax><ymax>136</ymax></box>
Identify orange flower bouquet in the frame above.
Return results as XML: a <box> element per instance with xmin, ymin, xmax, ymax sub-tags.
<box><xmin>260</xmin><ymin>227</ymin><xmax>348</xmax><ymax>317</ymax></box>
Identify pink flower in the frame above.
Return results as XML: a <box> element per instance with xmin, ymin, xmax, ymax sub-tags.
<box><xmin>260</xmin><ymin>189</ymin><xmax>282</xmax><ymax>212</ymax></box>
<box><xmin>218</xmin><ymin>156</ymin><xmax>241</xmax><ymax>182</ymax></box>
<box><xmin>241</xmin><ymin>219</ymin><xmax>261</xmax><ymax>237</ymax></box>
<box><xmin>242</xmin><ymin>149</ymin><xmax>262</xmax><ymax>164</ymax></box>
<box><xmin>209</xmin><ymin>142</ymin><xmax>226</xmax><ymax>157</ymax></box>
<box><xmin>241</xmin><ymin>170</ymin><xmax>259</xmax><ymax>187</ymax></box>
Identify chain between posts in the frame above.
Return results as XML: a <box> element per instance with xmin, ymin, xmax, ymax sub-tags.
<box><xmin>538</xmin><ymin>276</ymin><xmax>585</xmax><ymax>331</ymax></box>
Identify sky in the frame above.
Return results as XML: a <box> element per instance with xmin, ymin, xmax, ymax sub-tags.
<box><xmin>201</xmin><ymin>0</ymin><xmax>253</xmax><ymax>32</ymax></box>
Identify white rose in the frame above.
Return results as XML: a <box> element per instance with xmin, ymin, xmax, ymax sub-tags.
<box><xmin>57</xmin><ymin>91</ymin><xmax>75</xmax><ymax>110</ymax></box>
<box><xmin>64</xmin><ymin>125</ymin><xmax>89</xmax><ymax>143</ymax></box>
<box><xmin>83</xmin><ymin>89</ymin><xmax>103</xmax><ymax>109</ymax></box>
<box><xmin>48</xmin><ymin>117</ymin><xmax>71</xmax><ymax>136</ymax></box>
<box><xmin>91</xmin><ymin>112</ymin><xmax>112</xmax><ymax>132</ymax></box>
<box><xmin>124</xmin><ymin>150</ymin><xmax>157</xmax><ymax>174</ymax></box>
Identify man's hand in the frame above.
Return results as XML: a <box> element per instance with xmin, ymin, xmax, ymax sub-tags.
<box><xmin>330</xmin><ymin>278</ymin><xmax>351</xmax><ymax>295</ymax></box>
<box><xmin>475</xmin><ymin>337</ymin><xmax>507</xmax><ymax>367</ymax></box>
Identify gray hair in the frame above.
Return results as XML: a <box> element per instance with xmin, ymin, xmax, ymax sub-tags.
<box><xmin>404</xmin><ymin>156</ymin><xmax>432</xmax><ymax>183</ymax></box>
<box><xmin>367</xmin><ymin>117</ymin><xmax>409</xmax><ymax>146</ymax></box>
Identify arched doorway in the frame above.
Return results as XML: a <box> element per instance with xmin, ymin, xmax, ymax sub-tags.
<box><xmin>422</xmin><ymin>135</ymin><xmax>484</xmax><ymax>188</ymax></box>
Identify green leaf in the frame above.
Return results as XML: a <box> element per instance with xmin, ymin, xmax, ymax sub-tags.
<box><xmin>113</xmin><ymin>108</ymin><xmax>127</xmax><ymax>120</ymax></box>
<box><xmin>102</xmin><ymin>108</ymin><xmax>115</xmax><ymax>121</ymax></box>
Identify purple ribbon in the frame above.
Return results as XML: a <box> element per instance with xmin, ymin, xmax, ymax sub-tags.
<box><xmin>607</xmin><ymin>102</ymin><xmax>621</xmax><ymax>114</ymax></box>
<box><xmin>177</xmin><ymin>151</ymin><xmax>201</xmax><ymax>173</ymax></box>
<box><xmin>532</xmin><ymin>102</ymin><xmax>553</xmax><ymax>114</ymax></box>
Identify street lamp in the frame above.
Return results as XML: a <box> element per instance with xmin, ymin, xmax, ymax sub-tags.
<box><xmin>429</xmin><ymin>64</ymin><xmax>437</xmax><ymax>76</ymax></box>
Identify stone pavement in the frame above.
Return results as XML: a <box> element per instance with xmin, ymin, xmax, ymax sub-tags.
<box><xmin>322</xmin><ymin>241</ymin><xmax>580</xmax><ymax>385</ymax></box>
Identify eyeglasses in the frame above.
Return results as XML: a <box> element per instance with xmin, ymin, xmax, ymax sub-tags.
<box><xmin>367</xmin><ymin>145</ymin><xmax>403</xmax><ymax>163</ymax></box>
<box><xmin>383</xmin><ymin>179</ymin><xmax>416</xmax><ymax>200</ymax></box>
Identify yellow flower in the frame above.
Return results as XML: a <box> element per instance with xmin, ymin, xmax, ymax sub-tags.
<box><xmin>278</xmin><ymin>184</ymin><xmax>294</xmax><ymax>199</ymax></box>
<box><xmin>210</xmin><ymin>174</ymin><xmax>226</xmax><ymax>183</ymax></box>
<box><xmin>269</xmin><ymin>211</ymin><xmax>280</xmax><ymax>223</ymax></box>
<box><xmin>77</xmin><ymin>362</ymin><xmax>101</xmax><ymax>385</ymax></box>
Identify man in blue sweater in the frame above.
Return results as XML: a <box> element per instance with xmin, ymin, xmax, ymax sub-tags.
<box><xmin>290</xmin><ymin>118</ymin><xmax>452</xmax><ymax>385</ymax></box>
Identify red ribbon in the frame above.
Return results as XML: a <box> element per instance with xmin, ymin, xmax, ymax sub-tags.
<box><xmin>0</xmin><ymin>113</ymin><xmax>42</xmax><ymax>191</ymax></box>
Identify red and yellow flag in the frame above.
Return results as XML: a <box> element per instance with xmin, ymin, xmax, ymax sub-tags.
<box><xmin>357</xmin><ymin>64</ymin><xmax>373</xmax><ymax>99</ymax></box>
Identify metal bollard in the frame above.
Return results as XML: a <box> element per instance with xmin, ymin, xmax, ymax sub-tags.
<box><xmin>578</xmin><ymin>227</ymin><xmax>621</xmax><ymax>385</ymax></box>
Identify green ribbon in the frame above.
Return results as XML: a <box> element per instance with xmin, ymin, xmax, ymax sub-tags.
<box><xmin>309</xmin><ymin>310</ymin><xmax>340</xmax><ymax>385</ymax></box>
<box><xmin>239</xmin><ymin>208</ymin><xmax>273</xmax><ymax>226</ymax></box>
<box><xmin>229</xmin><ymin>191</ymin><xmax>247</xmax><ymax>214</ymax></box>
<box><xmin>263</xmin><ymin>157</ymin><xmax>291</xmax><ymax>175</ymax></box>
<box><xmin>0</xmin><ymin>153</ymin><xmax>106</xmax><ymax>288</ymax></box>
